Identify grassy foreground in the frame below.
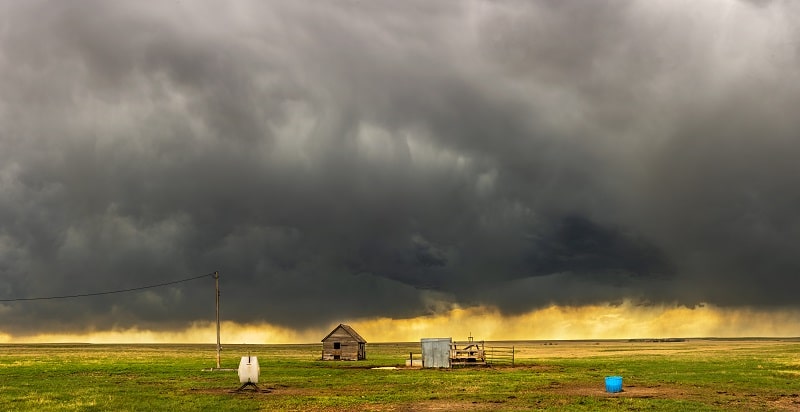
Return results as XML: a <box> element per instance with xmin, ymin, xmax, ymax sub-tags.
<box><xmin>2</xmin><ymin>339</ymin><xmax>800</xmax><ymax>411</ymax></box>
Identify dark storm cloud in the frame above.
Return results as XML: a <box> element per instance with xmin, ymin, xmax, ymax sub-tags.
<box><xmin>1</xmin><ymin>0</ymin><xmax>800</xmax><ymax>336</ymax></box>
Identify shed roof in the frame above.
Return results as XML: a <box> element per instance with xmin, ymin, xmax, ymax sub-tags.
<box><xmin>322</xmin><ymin>324</ymin><xmax>367</xmax><ymax>343</ymax></box>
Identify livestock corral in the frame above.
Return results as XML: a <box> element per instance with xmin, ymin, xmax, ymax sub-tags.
<box><xmin>2</xmin><ymin>339</ymin><xmax>800</xmax><ymax>411</ymax></box>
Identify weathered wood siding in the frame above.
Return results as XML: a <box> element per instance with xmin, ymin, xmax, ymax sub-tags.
<box><xmin>321</xmin><ymin>326</ymin><xmax>366</xmax><ymax>360</ymax></box>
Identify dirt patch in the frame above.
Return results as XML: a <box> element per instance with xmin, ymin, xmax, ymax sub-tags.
<box><xmin>188</xmin><ymin>387</ymin><xmax>273</xmax><ymax>396</ymax></box>
<box><xmin>351</xmin><ymin>400</ymin><xmax>509</xmax><ymax>412</ymax></box>
<box><xmin>189</xmin><ymin>384</ymin><xmax>373</xmax><ymax>398</ymax></box>
<box><xmin>544</xmin><ymin>381</ymin><xmax>688</xmax><ymax>398</ymax></box>
<box><xmin>539</xmin><ymin>382</ymin><xmax>800</xmax><ymax>411</ymax></box>
<box><xmin>768</xmin><ymin>395</ymin><xmax>800</xmax><ymax>412</ymax></box>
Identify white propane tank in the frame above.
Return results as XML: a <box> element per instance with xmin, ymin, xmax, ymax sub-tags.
<box><xmin>237</xmin><ymin>356</ymin><xmax>260</xmax><ymax>384</ymax></box>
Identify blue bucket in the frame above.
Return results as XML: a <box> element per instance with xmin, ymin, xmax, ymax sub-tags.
<box><xmin>605</xmin><ymin>376</ymin><xmax>623</xmax><ymax>393</ymax></box>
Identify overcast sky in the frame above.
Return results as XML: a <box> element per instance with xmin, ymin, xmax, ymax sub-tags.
<box><xmin>1</xmin><ymin>0</ymin><xmax>799</xmax><ymax>337</ymax></box>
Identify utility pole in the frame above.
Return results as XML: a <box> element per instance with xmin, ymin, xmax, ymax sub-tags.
<box><xmin>214</xmin><ymin>271</ymin><xmax>221</xmax><ymax>369</ymax></box>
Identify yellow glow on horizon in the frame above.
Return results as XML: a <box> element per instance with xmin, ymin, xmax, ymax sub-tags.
<box><xmin>0</xmin><ymin>321</ymin><xmax>321</xmax><ymax>345</ymax></box>
<box><xmin>351</xmin><ymin>302</ymin><xmax>800</xmax><ymax>342</ymax></box>
<box><xmin>2</xmin><ymin>301</ymin><xmax>800</xmax><ymax>344</ymax></box>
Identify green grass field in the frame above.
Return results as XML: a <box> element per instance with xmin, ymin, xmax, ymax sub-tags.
<box><xmin>2</xmin><ymin>339</ymin><xmax>800</xmax><ymax>411</ymax></box>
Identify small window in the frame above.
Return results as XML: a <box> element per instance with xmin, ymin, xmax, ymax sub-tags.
<box><xmin>333</xmin><ymin>342</ymin><xmax>341</xmax><ymax>349</ymax></box>
<box><xmin>333</xmin><ymin>355</ymin><xmax>340</xmax><ymax>360</ymax></box>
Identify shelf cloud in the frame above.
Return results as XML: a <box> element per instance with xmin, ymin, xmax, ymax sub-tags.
<box><xmin>2</xmin><ymin>0</ymin><xmax>799</xmax><ymax>338</ymax></box>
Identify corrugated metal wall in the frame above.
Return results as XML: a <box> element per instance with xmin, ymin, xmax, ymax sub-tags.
<box><xmin>421</xmin><ymin>337</ymin><xmax>452</xmax><ymax>368</ymax></box>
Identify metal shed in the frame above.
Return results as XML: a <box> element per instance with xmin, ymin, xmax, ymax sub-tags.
<box><xmin>420</xmin><ymin>337</ymin><xmax>452</xmax><ymax>368</ymax></box>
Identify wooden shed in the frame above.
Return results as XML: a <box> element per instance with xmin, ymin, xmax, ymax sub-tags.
<box><xmin>321</xmin><ymin>324</ymin><xmax>366</xmax><ymax>361</ymax></box>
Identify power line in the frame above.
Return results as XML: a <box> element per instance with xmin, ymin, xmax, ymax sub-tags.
<box><xmin>0</xmin><ymin>272</ymin><xmax>215</xmax><ymax>302</ymax></box>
